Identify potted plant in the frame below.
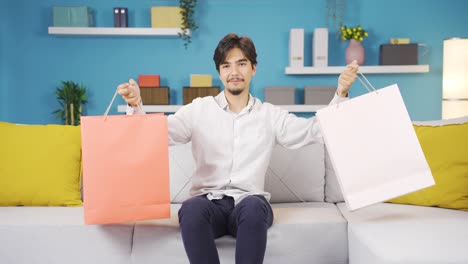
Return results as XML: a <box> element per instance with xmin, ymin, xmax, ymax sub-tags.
<box><xmin>52</xmin><ymin>81</ymin><xmax>87</xmax><ymax>126</ymax></box>
<box><xmin>179</xmin><ymin>0</ymin><xmax>198</xmax><ymax>49</ymax></box>
<box><xmin>340</xmin><ymin>25</ymin><xmax>369</xmax><ymax>65</ymax></box>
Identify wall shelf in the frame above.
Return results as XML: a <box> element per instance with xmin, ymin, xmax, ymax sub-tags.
<box><xmin>285</xmin><ymin>65</ymin><xmax>430</xmax><ymax>75</ymax></box>
<box><xmin>48</xmin><ymin>27</ymin><xmax>188</xmax><ymax>36</ymax></box>
<box><xmin>117</xmin><ymin>104</ymin><xmax>327</xmax><ymax>113</ymax></box>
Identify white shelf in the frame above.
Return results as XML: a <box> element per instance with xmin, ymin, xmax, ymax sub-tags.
<box><xmin>285</xmin><ymin>65</ymin><xmax>430</xmax><ymax>75</ymax></box>
<box><xmin>117</xmin><ymin>104</ymin><xmax>326</xmax><ymax>113</ymax></box>
<box><xmin>48</xmin><ymin>27</ymin><xmax>189</xmax><ymax>36</ymax></box>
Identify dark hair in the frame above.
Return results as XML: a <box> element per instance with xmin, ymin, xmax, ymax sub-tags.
<box><xmin>213</xmin><ymin>33</ymin><xmax>257</xmax><ymax>72</ymax></box>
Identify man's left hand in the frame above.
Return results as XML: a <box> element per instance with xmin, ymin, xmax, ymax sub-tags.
<box><xmin>337</xmin><ymin>60</ymin><xmax>359</xmax><ymax>97</ymax></box>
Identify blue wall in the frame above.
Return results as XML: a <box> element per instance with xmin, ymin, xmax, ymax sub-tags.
<box><xmin>1</xmin><ymin>0</ymin><xmax>467</xmax><ymax>124</ymax></box>
<box><xmin>1</xmin><ymin>1</ymin><xmax>6</xmax><ymax>119</ymax></box>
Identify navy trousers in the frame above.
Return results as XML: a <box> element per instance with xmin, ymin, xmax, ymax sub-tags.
<box><xmin>178</xmin><ymin>195</ymin><xmax>274</xmax><ymax>264</ymax></box>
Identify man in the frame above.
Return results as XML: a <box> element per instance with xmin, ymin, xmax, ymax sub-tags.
<box><xmin>117</xmin><ymin>33</ymin><xmax>358</xmax><ymax>264</ymax></box>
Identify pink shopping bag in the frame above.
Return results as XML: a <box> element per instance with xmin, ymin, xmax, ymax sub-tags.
<box><xmin>81</xmin><ymin>111</ymin><xmax>170</xmax><ymax>224</ymax></box>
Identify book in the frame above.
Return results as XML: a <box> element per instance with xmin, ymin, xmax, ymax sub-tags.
<box><xmin>113</xmin><ymin>8</ymin><xmax>120</xmax><ymax>27</ymax></box>
<box><xmin>390</xmin><ymin>38</ymin><xmax>410</xmax><ymax>44</ymax></box>
<box><xmin>119</xmin><ymin>8</ymin><xmax>128</xmax><ymax>27</ymax></box>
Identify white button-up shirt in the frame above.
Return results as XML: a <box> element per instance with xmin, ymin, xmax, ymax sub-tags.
<box><xmin>128</xmin><ymin>91</ymin><xmax>347</xmax><ymax>205</ymax></box>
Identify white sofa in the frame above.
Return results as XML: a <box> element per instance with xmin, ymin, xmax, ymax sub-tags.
<box><xmin>1</xmin><ymin>118</ymin><xmax>467</xmax><ymax>264</ymax></box>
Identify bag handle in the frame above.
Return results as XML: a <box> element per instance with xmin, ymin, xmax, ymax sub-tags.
<box><xmin>335</xmin><ymin>71</ymin><xmax>378</xmax><ymax>109</ymax></box>
<box><xmin>356</xmin><ymin>72</ymin><xmax>378</xmax><ymax>94</ymax></box>
<box><xmin>104</xmin><ymin>88</ymin><xmax>119</xmax><ymax>117</ymax></box>
<box><xmin>103</xmin><ymin>86</ymin><xmax>144</xmax><ymax>119</ymax></box>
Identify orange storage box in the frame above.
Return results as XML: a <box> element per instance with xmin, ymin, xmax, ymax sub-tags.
<box><xmin>138</xmin><ymin>75</ymin><xmax>160</xmax><ymax>87</ymax></box>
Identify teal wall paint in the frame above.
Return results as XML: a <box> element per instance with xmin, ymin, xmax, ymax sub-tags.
<box><xmin>1</xmin><ymin>1</ymin><xmax>7</xmax><ymax>120</ymax></box>
<box><xmin>2</xmin><ymin>0</ymin><xmax>467</xmax><ymax>124</ymax></box>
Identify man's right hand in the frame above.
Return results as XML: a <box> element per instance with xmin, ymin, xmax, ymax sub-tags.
<box><xmin>117</xmin><ymin>79</ymin><xmax>141</xmax><ymax>107</ymax></box>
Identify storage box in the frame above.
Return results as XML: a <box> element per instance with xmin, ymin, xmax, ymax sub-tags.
<box><xmin>140</xmin><ymin>87</ymin><xmax>170</xmax><ymax>105</ymax></box>
<box><xmin>183</xmin><ymin>87</ymin><xmax>220</xmax><ymax>105</ymax></box>
<box><xmin>151</xmin><ymin>7</ymin><xmax>183</xmax><ymax>28</ymax></box>
<box><xmin>313</xmin><ymin>28</ymin><xmax>328</xmax><ymax>67</ymax></box>
<box><xmin>304</xmin><ymin>86</ymin><xmax>336</xmax><ymax>105</ymax></box>
<box><xmin>138</xmin><ymin>75</ymin><xmax>160</xmax><ymax>87</ymax></box>
<box><xmin>53</xmin><ymin>6</ymin><xmax>94</xmax><ymax>27</ymax></box>
<box><xmin>264</xmin><ymin>87</ymin><xmax>295</xmax><ymax>105</ymax></box>
<box><xmin>379</xmin><ymin>44</ymin><xmax>418</xmax><ymax>65</ymax></box>
<box><xmin>190</xmin><ymin>74</ymin><xmax>212</xmax><ymax>87</ymax></box>
<box><xmin>289</xmin><ymin>29</ymin><xmax>304</xmax><ymax>67</ymax></box>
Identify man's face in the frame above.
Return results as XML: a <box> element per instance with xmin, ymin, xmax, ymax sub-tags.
<box><xmin>219</xmin><ymin>47</ymin><xmax>256</xmax><ymax>96</ymax></box>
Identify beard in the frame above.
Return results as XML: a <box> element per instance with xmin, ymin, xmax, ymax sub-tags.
<box><xmin>226</xmin><ymin>86</ymin><xmax>243</xmax><ymax>95</ymax></box>
<box><xmin>226</xmin><ymin>77</ymin><xmax>245</xmax><ymax>96</ymax></box>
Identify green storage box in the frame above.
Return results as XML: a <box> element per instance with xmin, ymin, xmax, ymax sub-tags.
<box><xmin>53</xmin><ymin>6</ymin><xmax>94</xmax><ymax>27</ymax></box>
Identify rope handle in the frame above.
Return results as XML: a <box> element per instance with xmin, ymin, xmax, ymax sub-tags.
<box><xmin>335</xmin><ymin>71</ymin><xmax>378</xmax><ymax>109</ymax></box>
<box><xmin>357</xmin><ymin>71</ymin><xmax>378</xmax><ymax>94</ymax></box>
<box><xmin>103</xmin><ymin>84</ymin><xmax>144</xmax><ymax>120</ymax></box>
<box><xmin>103</xmin><ymin>88</ymin><xmax>119</xmax><ymax>117</ymax></box>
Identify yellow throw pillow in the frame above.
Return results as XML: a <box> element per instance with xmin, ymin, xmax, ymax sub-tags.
<box><xmin>0</xmin><ymin>123</ymin><xmax>82</xmax><ymax>206</ymax></box>
<box><xmin>387</xmin><ymin>121</ymin><xmax>468</xmax><ymax>211</ymax></box>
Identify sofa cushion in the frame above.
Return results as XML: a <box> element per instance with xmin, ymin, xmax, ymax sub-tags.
<box><xmin>338</xmin><ymin>202</ymin><xmax>468</xmax><ymax>264</ymax></box>
<box><xmin>265</xmin><ymin>144</ymin><xmax>325</xmax><ymax>202</ymax></box>
<box><xmin>0</xmin><ymin>207</ymin><xmax>133</xmax><ymax>264</ymax></box>
<box><xmin>388</xmin><ymin>116</ymin><xmax>468</xmax><ymax>211</ymax></box>
<box><xmin>0</xmin><ymin>123</ymin><xmax>82</xmax><ymax>206</ymax></box>
<box><xmin>131</xmin><ymin>202</ymin><xmax>347</xmax><ymax>264</ymax></box>
<box><xmin>169</xmin><ymin>143</ymin><xmax>196</xmax><ymax>203</ymax></box>
<box><xmin>265</xmin><ymin>202</ymin><xmax>347</xmax><ymax>263</ymax></box>
<box><xmin>324</xmin><ymin>145</ymin><xmax>344</xmax><ymax>203</ymax></box>
<box><xmin>169</xmin><ymin>143</ymin><xmax>326</xmax><ymax>204</ymax></box>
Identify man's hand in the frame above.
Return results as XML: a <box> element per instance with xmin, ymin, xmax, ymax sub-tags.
<box><xmin>337</xmin><ymin>60</ymin><xmax>359</xmax><ymax>97</ymax></box>
<box><xmin>117</xmin><ymin>79</ymin><xmax>141</xmax><ymax>107</ymax></box>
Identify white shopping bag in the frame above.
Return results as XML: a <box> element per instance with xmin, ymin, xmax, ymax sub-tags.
<box><xmin>316</xmin><ymin>83</ymin><xmax>434</xmax><ymax>211</ymax></box>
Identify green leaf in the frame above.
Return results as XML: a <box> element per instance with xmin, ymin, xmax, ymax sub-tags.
<box><xmin>52</xmin><ymin>80</ymin><xmax>88</xmax><ymax>125</ymax></box>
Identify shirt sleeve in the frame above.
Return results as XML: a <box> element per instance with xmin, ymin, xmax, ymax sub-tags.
<box><xmin>272</xmin><ymin>107</ymin><xmax>323</xmax><ymax>149</ymax></box>
<box><xmin>125</xmin><ymin>104</ymin><xmax>146</xmax><ymax>115</ymax></box>
<box><xmin>167</xmin><ymin>103</ymin><xmax>193</xmax><ymax>146</ymax></box>
<box><xmin>272</xmin><ymin>92</ymin><xmax>349</xmax><ymax>149</ymax></box>
<box><xmin>329</xmin><ymin>92</ymin><xmax>349</xmax><ymax>105</ymax></box>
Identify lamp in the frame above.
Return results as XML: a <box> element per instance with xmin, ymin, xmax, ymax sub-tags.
<box><xmin>442</xmin><ymin>38</ymin><xmax>468</xmax><ymax>119</ymax></box>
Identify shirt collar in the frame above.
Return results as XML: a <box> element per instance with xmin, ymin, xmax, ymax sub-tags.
<box><xmin>215</xmin><ymin>91</ymin><xmax>255</xmax><ymax>114</ymax></box>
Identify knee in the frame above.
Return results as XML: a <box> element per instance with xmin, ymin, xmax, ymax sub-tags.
<box><xmin>178</xmin><ymin>196</ymin><xmax>210</xmax><ymax>226</ymax></box>
<box><xmin>236</xmin><ymin>196</ymin><xmax>272</xmax><ymax>227</ymax></box>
